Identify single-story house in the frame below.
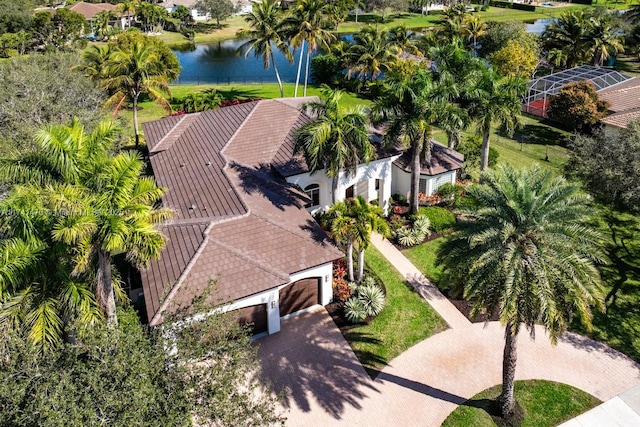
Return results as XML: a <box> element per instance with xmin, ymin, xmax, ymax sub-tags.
<box><xmin>139</xmin><ymin>97</ymin><xmax>463</xmax><ymax>335</ymax></box>
<box><xmin>599</xmin><ymin>76</ymin><xmax>640</xmax><ymax>135</ymax></box>
<box><xmin>160</xmin><ymin>0</ymin><xmax>211</xmax><ymax>21</ymax></box>
<box><xmin>67</xmin><ymin>2</ymin><xmax>134</xmax><ymax>29</ymax></box>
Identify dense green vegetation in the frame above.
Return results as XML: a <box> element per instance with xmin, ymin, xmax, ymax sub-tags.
<box><xmin>442</xmin><ymin>380</ymin><xmax>601</xmax><ymax>427</ymax></box>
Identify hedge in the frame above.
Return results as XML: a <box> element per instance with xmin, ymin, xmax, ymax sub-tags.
<box><xmin>488</xmin><ymin>1</ymin><xmax>536</xmax><ymax>12</ymax></box>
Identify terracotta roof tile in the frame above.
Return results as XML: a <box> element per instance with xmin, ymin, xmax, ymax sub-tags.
<box><xmin>393</xmin><ymin>140</ymin><xmax>464</xmax><ymax>176</ymax></box>
<box><xmin>68</xmin><ymin>2</ymin><xmax>117</xmax><ymax>19</ymax></box>
<box><xmin>601</xmin><ymin>108</ymin><xmax>640</xmax><ymax>129</ymax></box>
<box><xmin>599</xmin><ymin>77</ymin><xmax>640</xmax><ymax>114</ymax></box>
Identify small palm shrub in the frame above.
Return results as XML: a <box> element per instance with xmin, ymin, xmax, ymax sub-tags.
<box><xmin>393</xmin><ymin>214</ymin><xmax>431</xmax><ymax>247</ymax></box>
<box><xmin>355</xmin><ymin>284</ymin><xmax>385</xmax><ymax>317</ymax></box>
<box><xmin>344</xmin><ymin>297</ymin><xmax>367</xmax><ymax>323</ymax></box>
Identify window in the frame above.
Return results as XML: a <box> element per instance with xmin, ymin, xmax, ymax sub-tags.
<box><xmin>375</xmin><ymin>179</ymin><xmax>381</xmax><ymax>191</ymax></box>
<box><xmin>345</xmin><ymin>185</ymin><xmax>354</xmax><ymax>199</ymax></box>
<box><xmin>432</xmin><ymin>174</ymin><xmax>450</xmax><ymax>193</ymax></box>
<box><xmin>419</xmin><ymin>178</ymin><xmax>428</xmax><ymax>195</ymax></box>
<box><xmin>304</xmin><ymin>184</ymin><xmax>320</xmax><ymax>208</ymax></box>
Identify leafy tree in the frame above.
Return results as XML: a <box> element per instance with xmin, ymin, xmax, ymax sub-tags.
<box><xmin>366</xmin><ymin>0</ymin><xmax>407</xmax><ymax>21</ymax></box>
<box><xmin>468</xmin><ymin>66</ymin><xmax>525</xmax><ymax>171</ymax></box>
<box><xmin>546</xmin><ymin>81</ymin><xmax>609</xmax><ymax>133</ymax></box>
<box><xmin>479</xmin><ymin>20</ymin><xmax>538</xmax><ymax>58</ymax></box>
<box><xmin>0</xmin><ymin>52</ymin><xmax>105</xmax><ymax>153</ymax></box>
<box><xmin>372</xmin><ymin>70</ymin><xmax>463</xmax><ymax>213</ymax></box>
<box><xmin>437</xmin><ymin>164</ymin><xmax>605</xmax><ymax>417</ymax></box>
<box><xmin>566</xmin><ymin>121</ymin><xmax>640</xmax><ymax>212</ymax></box>
<box><xmin>328</xmin><ymin>196</ymin><xmax>390</xmax><ymax>282</ymax></box>
<box><xmin>0</xmin><ymin>0</ymin><xmax>33</xmax><ymax>34</ymax></box>
<box><xmin>457</xmin><ymin>134</ymin><xmax>498</xmax><ymax>179</ymax></box>
<box><xmin>489</xmin><ymin>39</ymin><xmax>538</xmax><ymax>79</ymax></box>
<box><xmin>136</xmin><ymin>1</ymin><xmax>169</xmax><ymax>32</ymax></box>
<box><xmin>0</xmin><ymin>306</ymin><xmax>285</xmax><ymax>426</ymax></box>
<box><xmin>285</xmin><ymin>0</ymin><xmax>335</xmax><ymax>97</ymax></box>
<box><xmin>294</xmin><ymin>86</ymin><xmax>374</xmax><ymax>204</ymax></box>
<box><xmin>31</xmin><ymin>8</ymin><xmax>87</xmax><ymax>50</ymax></box>
<box><xmin>171</xmin><ymin>4</ymin><xmax>195</xmax><ymax>26</ymax></box>
<box><xmin>0</xmin><ymin>30</ymin><xmax>29</xmax><ymax>57</ymax></box>
<box><xmin>176</xmin><ymin>89</ymin><xmax>223</xmax><ymax>113</ymax></box>
<box><xmin>195</xmin><ymin>0</ymin><xmax>237</xmax><ymax>29</ymax></box>
<box><xmin>237</xmin><ymin>0</ymin><xmax>292</xmax><ymax>98</ymax></box>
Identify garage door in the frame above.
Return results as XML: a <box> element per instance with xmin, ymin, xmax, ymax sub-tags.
<box><xmin>234</xmin><ymin>304</ymin><xmax>268</xmax><ymax>335</ymax></box>
<box><xmin>279</xmin><ymin>278</ymin><xmax>320</xmax><ymax>317</ymax></box>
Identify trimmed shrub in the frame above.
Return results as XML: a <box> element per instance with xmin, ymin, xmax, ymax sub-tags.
<box><xmin>418</xmin><ymin>206</ymin><xmax>455</xmax><ymax>233</ymax></box>
<box><xmin>333</xmin><ymin>278</ymin><xmax>352</xmax><ymax>302</ymax></box>
<box><xmin>344</xmin><ymin>297</ymin><xmax>367</xmax><ymax>323</ymax></box>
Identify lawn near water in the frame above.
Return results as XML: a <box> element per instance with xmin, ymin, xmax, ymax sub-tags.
<box><xmin>340</xmin><ymin>246</ymin><xmax>447</xmax><ymax>377</ymax></box>
<box><xmin>441</xmin><ymin>380</ymin><xmax>601</xmax><ymax>427</ymax></box>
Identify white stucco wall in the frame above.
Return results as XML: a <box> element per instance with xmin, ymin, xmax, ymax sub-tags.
<box><xmin>392</xmin><ymin>165</ymin><xmax>457</xmax><ymax>199</ymax></box>
<box><xmin>286</xmin><ymin>155</ymin><xmax>400</xmax><ymax>214</ymax></box>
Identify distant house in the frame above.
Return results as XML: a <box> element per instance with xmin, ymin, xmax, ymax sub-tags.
<box><xmin>139</xmin><ymin>98</ymin><xmax>463</xmax><ymax>335</ymax></box>
<box><xmin>598</xmin><ymin>77</ymin><xmax>640</xmax><ymax>135</ymax></box>
<box><xmin>160</xmin><ymin>0</ymin><xmax>211</xmax><ymax>21</ymax></box>
<box><xmin>67</xmin><ymin>2</ymin><xmax>134</xmax><ymax>29</ymax></box>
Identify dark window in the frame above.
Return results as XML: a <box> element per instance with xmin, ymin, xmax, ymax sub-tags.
<box><xmin>345</xmin><ymin>185</ymin><xmax>354</xmax><ymax>199</ymax></box>
<box><xmin>375</xmin><ymin>179</ymin><xmax>381</xmax><ymax>190</ymax></box>
<box><xmin>304</xmin><ymin>184</ymin><xmax>320</xmax><ymax>207</ymax></box>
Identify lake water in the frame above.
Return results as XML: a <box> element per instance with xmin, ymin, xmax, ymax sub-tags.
<box><xmin>172</xmin><ymin>19</ymin><xmax>553</xmax><ymax>84</ymax></box>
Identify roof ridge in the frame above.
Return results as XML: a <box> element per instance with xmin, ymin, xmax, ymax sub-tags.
<box><xmin>150</xmin><ymin>220</ymin><xmax>215</xmax><ymax>326</ymax></box>
<box><xmin>207</xmin><ymin>230</ymin><xmax>290</xmax><ymax>281</ymax></box>
<box><xmin>149</xmin><ymin>113</ymin><xmax>201</xmax><ymax>153</ymax></box>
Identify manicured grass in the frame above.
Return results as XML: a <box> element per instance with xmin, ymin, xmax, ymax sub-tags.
<box><xmin>342</xmin><ymin>245</ymin><xmax>447</xmax><ymax>377</ymax></box>
<box><xmin>442</xmin><ymin>380</ymin><xmax>601</xmax><ymax>427</ymax></box>
<box><xmin>403</xmin><ymin>238</ymin><xmax>444</xmax><ymax>284</ymax></box>
<box><xmin>157</xmin><ymin>16</ymin><xmax>248</xmax><ymax>47</ymax></box>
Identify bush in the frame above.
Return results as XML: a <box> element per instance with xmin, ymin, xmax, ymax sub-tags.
<box><xmin>436</xmin><ymin>182</ymin><xmax>457</xmax><ymax>202</ymax></box>
<box><xmin>344</xmin><ymin>297</ymin><xmax>367</xmax><ymax>323</ymax></box>
<box><xmin>393</xmin><ymin>214</ymin><xmax>431</xmax><ymax>247</ymax></box>
<box><xmin>480</xmin><ymin>4</ymin><xmax>489</xmax><ymax>11</ymax></box>
<box><xmin>311</xmin><ymin>54</ymin><xmax>343</xmax><ymax>85</ymax></box>
<box><xmin>355</xmin><ymin>283</ymin><xmax>385</xmax><ymax>317</ymax></box>
<box><xmin>333</xmin><ymin>277</ymin><xmax>352</xmax><ymax>302</ymax></box>
<box><xmin>418</xmin><ymin>206</ymin><xmax>456</xmax><ymax>233</ymax></box>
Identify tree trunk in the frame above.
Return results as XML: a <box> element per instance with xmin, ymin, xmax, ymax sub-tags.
<box><xmin>272</xmin><ymin>52</ymin><xmax>284</xmax><ymax>98</ymax></box>
<box><xmin>355</xmin><ymin>8</ymin><xmax>358</xmax><ymax>23</ymax></box>
<box><xmin>304</xmin><ymin>47</ymin><xmax>311</xmax><ymax>97</ymax></box>
<box><xmin>447</xmin><ymin>131</ymin><xmax>456</xmax><ymax>149</ymax></box>
<box><xmin>331</xmin><ymin>174</ymin><xmax>339</xmax><ymax>204</ymax></box>
<box><xmin>410</xmin><ymin>141</ymin><xmax>421</xmax><ymax>214</ymax></box>
<box><xmin>96</xmin><ymin>249</ymin><xmax>118</xmax><ymax>326</ymax></box>
<box><xmin>294</xmin><ymin>41</ymin><xmax>305</xmax><ymax>98</ymax></box>
<box><xmin>499</xmin><ymin>323</ymin><xmax>518</xmax><ymax>417</ymax></box>
<box><xmin>346</xmin><ymin>240</ymin><xmax>354</xmax><ymax>282</ymax></box>
<box><xmin>480</xmin><ymin>125</ymin><xmax>491</xmax><ymax>171</ymax></box>
<box><xmin>133</xmin><ymin>93</ymin><xmax>140</xmax><ymax>148</ymax></box>
<box><xmin>357</xmin><ymin>249</ymin><xmax>364</xmax><ymax>282</ymax></box>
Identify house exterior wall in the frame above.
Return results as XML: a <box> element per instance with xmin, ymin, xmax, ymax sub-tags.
<box><xmin>164</xmin><ymin>5</ymin><xmax>211</xmax><ymax>21</ymax></box>
<box><xmin>184</xmin><ymin>261</ymin><xmax>334</xmax><ymax>336</ymax></box>
<box><xmin>392</xmin><ymin>165</ymin><xmax>457</xmax><ymax>199</ymax></box>
<box><xmin>286</xmin><ymin>155</ymin><xmax>399</xmax><ymax>214</ymax></box>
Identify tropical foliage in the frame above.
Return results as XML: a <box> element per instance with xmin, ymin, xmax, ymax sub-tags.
<box><xmin>437</xmin><ymin>164</ymin><xmax>605</xmax><ymax>416</ymax></box>
<box><xmin>546</xmin><ymin>81</ymin><xmax>610</xmax><ymax>133</ymax></box>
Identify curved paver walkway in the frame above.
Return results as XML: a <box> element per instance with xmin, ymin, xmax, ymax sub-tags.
<box><xmin>258</xmin><ymin>234</ymin><xmax>640</xmax><ymax>426</ymax></box>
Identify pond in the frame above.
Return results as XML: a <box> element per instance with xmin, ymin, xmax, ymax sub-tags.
<box><xmin>525</xmin><ymin>18</ymin><xmax>555</xmax><ymax>35</ymax></box>
<box><xmin>172</xmin><ymin>38</ymin><xmax>318</xmax><ymax>85</ymax></box>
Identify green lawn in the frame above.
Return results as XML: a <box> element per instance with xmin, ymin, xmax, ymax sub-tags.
<box><xmin>341</xmin><ymin>245</ymin><xmax>447</xmax><ymax>377</ymax></box>
<box><xmin>442</xmin><ymin>380</ymin><xmax>601</xmax><ymax>427</ymax></box>
<box><xmin>403</xmin><ymin>238</ymin><xmax>444</xmax><ymax>284</ymax></box>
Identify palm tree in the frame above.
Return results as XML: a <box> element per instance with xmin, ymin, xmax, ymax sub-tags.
<box><xmin>285</xmin><ymin>0</ymin><xmax>335</xmax><ymax>97</ymax></box>
<box><xmin>0</xmin><ymin>186</ymin><xmax>101</xmax><ymax>350</ymax></box>
<box><xmin>541</xmin><ymin>11</ymin><xmax>587</xmax><ymax>68</ymax></box>
<box><xmin>52</xmin><ymin>153</ymin><xmax>171</xmax><ymax>326</ymax></box>
<box><xmin>294</xmin><ymin>86</ymin><xmax>374</xmax><ymax>204</ymax></box>
<box><xmin>468</xmin><ymin>67</ymin><xmax>525</xmax><ymax>171</ymax></box>
<box><xmin>625</xmin><ymin>3</ymin><xmax>640</xmax><ymax>25</ymax></box>
<box><xmin>237</xmin><ymin>0</ymin><xmax>292</xmax><ymax>98</ymax></box>
<box><xmin>328</xmin><ymin>196</ymin><xmax>389</xmax><ymax>282</ymax></box>
<box><xmin>436</xmin><ymin>164</ymin><xmax>605</xmax><ymax>417</ymax></box>
<box><xmin>104</xmin><ymin>40</ymin><xmax>172</xmax><ymax>147</ymax></box>
<box><xmin>582</xmin><ymin>16</ymin><xmax>624</xmax><ymax>66</ymax></box>
<box><xmin>547</xmin><ymin>48</ymin><xmax>568</xmax><ymax>72</ymax></box>
<box><xmin>348</xmin><ymin>26</ymin><xmax>399</xmax><ymax>82</ymax></box>
<box><xmin>462</xmin><ymin>15</ymin><xmax>487</xmax><ymax>53</ymax></box>
<box><xmin>75</xmin><ymin>44</ymin><xmax>113</xmax><ymax>83</ymax></box>
<box><xmin>371</xmin><ymin>70</ymin><xmax>462</xmax><ymax>214</ymax></box>
<box><xmin>93</xmin><ymin>10</ymin><xmax>117</xmax><ymax>40</ymax></box>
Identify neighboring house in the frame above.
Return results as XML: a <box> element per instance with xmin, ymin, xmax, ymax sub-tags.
<box><xmin>160</xmin><ymin>0</ymin><xmax>211</xmax><ymax>21</ymax></box>
<box><xmin>139</xmin><ymin>98</ymin><xmax>463</xmax><ymax>335</ymax></box>
<box><xmin>67</xmin><ymin>2</ymin><xmax>134</xmax><ymax>29</ymax></box>
<box><xmin>598</xmin><ymin>77</ymin><xmax>640</xmax><ymax>136</ymax></box>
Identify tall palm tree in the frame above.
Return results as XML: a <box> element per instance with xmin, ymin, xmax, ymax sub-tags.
<box><xmin>625</xmin><ymin>3</ymin><xmax>640</xmax><ymax>25</ymax></box>
<box><xmin>437</xmin><ymin>164</ymin><xmax>605</xmax><ymax>417</ymax></box>
<box><xmin>547</xmin><ymin>48</ymin><xmax>568</xmax><ymax>72</ymax></box>
<box><xmin>582</xmin><ymin>16</ymin><xmax>624</xmax><ymax>66</ymax></box>
<box><xmin>348</xmin><ymin>26</ymin><xmax>399</xmax><ymax>82</ymax></box>
<box><xmin>371</xmin><ymin>70</ymin><xmax>462</xmax><ymax>214</ymax></box>
<box><xmin>75</xmin><ymin>44</ymin><xmax>114</xmax><ymax>83</ymax></box>
<box><xmin>328</xmin><ymin>196</ymin><xmax>389</xmax><ymax>282</ymax></box>
<box><xmin>468</xmin><ymin>67</ymin><xmax>525</xmax><ymax>171</ymax></box>
<box><xmin>462</xmin><ymin>15</ymin><xmax>487</xmax><ymax>53</ymax></box>
<box><xmin>51</xmin><ymin>152</ymin><xmax>172</xmax><ymax>326</ymax></box>
<box><xmin>237</xmin><ymin>0</ymin><xmax>292</xmax><ymax>98</ymax></box>
<box><xmin>104</xmin><ymin>40</ymin><xmax>172</xmax><ymax>148</ymax></box>
<box><xmin>294</xmin><ymin>86</ymin><xmax>374</xmax><ymax>204</ymax></box>
<box><xmin>0</xmin><ymin>185</ymin><xmax>101</xmax><ymax>351</ymax></box>
<box><xmin>285</xmin><ymin>0</ymin><xmax>335</xmax><ymax>97</ymax></box>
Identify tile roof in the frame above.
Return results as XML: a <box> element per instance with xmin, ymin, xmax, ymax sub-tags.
<box><xmin>393</xmin><ymin>140</ymin><xmax>464</xmax><ymax>176</ymax></box>
<box><xmin>141</xmin><ymin>100</ymin><xmax>343</xmax><ymax>325</ymax></box>
<box><xmin>599</xmin><ymin>77</ymin><xmax>640</xmax><ymax>114</ymax></box>
<box><xmin>68</xmin><ymin>2</ymin><xmax>117</xmax><ymax>20</ymax></box>
<box><xmin>601</xmin><ymin>108</ymin><xmax>640</xmax><ymax>130</ymax></box>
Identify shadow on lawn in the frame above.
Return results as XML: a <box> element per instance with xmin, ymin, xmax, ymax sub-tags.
<box><xmin>511</xmin><ymin>124</ymin><xmax>569</xmax><ymax>147</ymax></box>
